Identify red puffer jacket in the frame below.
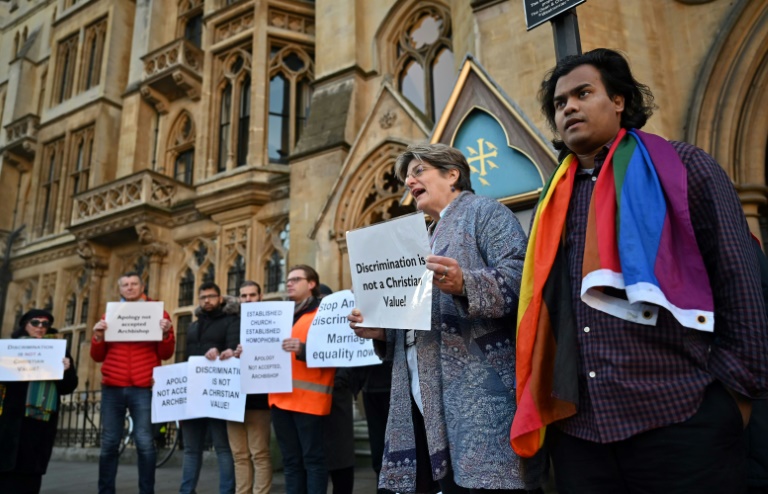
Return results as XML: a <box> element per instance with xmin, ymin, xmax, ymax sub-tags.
<box><xmin>90</xmin><ymin>310</ymin><xmax>175</xmax><ymax>388</ymax></box>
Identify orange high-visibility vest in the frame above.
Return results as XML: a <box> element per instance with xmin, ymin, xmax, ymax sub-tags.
<box><xmin>269</xmin><ymin>308</ymin><xmax>335</xmax><ymax>416</ymax></box>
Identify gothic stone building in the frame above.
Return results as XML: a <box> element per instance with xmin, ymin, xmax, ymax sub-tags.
<box><xmin>0</xmin><ymin>0</ymin><xmax>766</xmax><ymax>389</ymax></box>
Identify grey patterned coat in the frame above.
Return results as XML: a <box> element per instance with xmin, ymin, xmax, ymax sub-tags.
<box><xmin>377</xmin><ymin>192</ymin><xmax>543</xmax><ymax>492</ymax></box>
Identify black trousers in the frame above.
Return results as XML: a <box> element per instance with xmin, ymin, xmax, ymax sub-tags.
<box><xmin>548</xmin><ymin>381</ymin><xmax>747</xmax><ymax>494</ymax></box>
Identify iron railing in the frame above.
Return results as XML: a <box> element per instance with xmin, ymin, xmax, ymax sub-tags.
<box><xmin>55</xmin><ymin>382</ymin><xmax>102</xmax><ymax>448</ymax></box>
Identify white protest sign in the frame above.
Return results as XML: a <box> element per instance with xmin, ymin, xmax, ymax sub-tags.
<box><xmin>151</xmin><ymin>363</ymin><xmax>202</xmax><ymax>423</ymax></box>
<box><xmin>346</xmin><ymin>212</ymin><xmax>433</xmax><ymax>330</ymax></box>
<box><xmin>240</xmin><ymin>301</ymin><xmax>294</xmax><ymax>394</ymax></box>
<box><xmin>186</xmin><ymin>356</ymin><xmax>246</xmax><ymax>422</ymax></box>
<box><xmin>306</xmin><ymin>290</ymin><xmax>381</xmax><ymax>368</ymax></box>
<box><xmin>0</xmin><ymin>339</ymin><xmax>66</xmax><ymax>381</ymax></box>
<box><xmin>105</xmin><ymin>301</ymin><xmax>164</xmax><ymax>342</ymax></box>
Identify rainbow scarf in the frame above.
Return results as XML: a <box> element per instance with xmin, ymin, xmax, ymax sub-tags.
<box><xmin>510</xmin><ymin>128</ymin><xmax>713</xmax><ymax>457</ymax></box>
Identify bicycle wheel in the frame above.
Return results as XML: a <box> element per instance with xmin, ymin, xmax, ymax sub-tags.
<box><xmin>118</xmin><ymin>414</ymin><xmax>133</xmax><ymax>456</ymax></box>
<box><xmin>155</xmin><ymin>420</ymin><xmax>180</xmax><ymax>468</ymax></box>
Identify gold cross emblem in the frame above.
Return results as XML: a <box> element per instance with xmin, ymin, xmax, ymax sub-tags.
<box><xmin>466</xmin><ymin>138</ymin><xmax>499</xmax><ymax>186</ymax></box>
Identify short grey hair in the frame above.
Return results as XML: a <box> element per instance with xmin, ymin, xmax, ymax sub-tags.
<box><xmin>394</xmin><ymin>143</ymin><xmax>474</xmax><ymax>193</ymax></box>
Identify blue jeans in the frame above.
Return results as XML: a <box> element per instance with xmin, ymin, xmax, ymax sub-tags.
<box><xmin>271</xmin><ymin>406</ymin><xmax>328</xmax><ymax>494</ymax></box>
<box><xmin>179</xmin><ymin>418</ymin><xmax>235</xmax><ymax>494</ymax></box>
<box><xmin>99</xmin><ymin>385</ymin><xmax>156</xmax><ymax>494</ymax></box>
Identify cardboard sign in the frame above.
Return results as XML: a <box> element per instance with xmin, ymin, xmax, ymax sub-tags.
<box><xmin>0</xmin><ymin>339</ymin><xmax>66</xmax><ymax>381</ymax></box>
<box><xmin>346</xmin><ymin>212</ymin><xmax>433</xmax><ymax>330</ymax></box>
<box><xmin>239</xmin><ymin>301</ymin><xmax>294</xmax><ymax>394</ymax></box>
<box><xmin>306</xmin><ymin>290</ymin><xmax>381</xmax><ymax>368</ymax></box>
<box><xmin>151</xmin><ymin>363</ymin><xmax>202</xmax><ymax>423</ymax></box>
<box><xmin>186</xmin><ymin>356</ymin><xmax>246</xmax><ymax>422</ymax></box>
<box><xmin>105</xmin><ymin>301</ymin><xmax>164</xmax><ymax>342</ymax></box>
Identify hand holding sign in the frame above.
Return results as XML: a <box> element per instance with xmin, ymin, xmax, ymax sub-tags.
<box><xmin>0</xmin><ymin>339</ymin><xmax>66</xmax><ymax>381</ymax></box>
<box><xmin>105</xmin><ymin>302</ymin><xmax>164</xmax><ymax>342</ymax></box>
<box><xmin>346</xmin><ymin>212</ymin><xmax>433</xmax><ymax>330</ymax></box>
<box><xmin>347</xmin><ymin>309</ymin><xmax>386</xmax><ymax>341</ymax></box>
<box><xmin>306</xmin><ymin>290</ymin><xmax>381</xmax><ymax>368</ymax></box>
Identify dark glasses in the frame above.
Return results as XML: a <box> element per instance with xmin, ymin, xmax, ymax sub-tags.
<box><xmin>29</xmin><ymin>319</ymin><xmax>51</xmax><ymax>328</ymax></box>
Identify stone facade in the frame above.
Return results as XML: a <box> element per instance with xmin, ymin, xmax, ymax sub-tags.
<box><xmin>0</xmin><ymin>0</ymin><xmax>765</xmax><ymax>389</ymax></box>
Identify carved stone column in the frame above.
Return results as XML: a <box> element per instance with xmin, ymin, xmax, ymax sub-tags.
<box><xmin>737</xmin><ymin>184</ymin><xmax>768</xmax><ymax>244</ymax></box>
<box><xmin>77</xmin><ymin>239</ymin><xmax>109</xmax><ymax>390</ymax></box>
<box><xmin>136</xmin><ymin>224</ymin><xmax>169</xmax><ymax>298</ymax></box>
<box><xmin>142</xmin><ymin>242</ymin><xmax>169</xmax><ymax>298</ymax></box>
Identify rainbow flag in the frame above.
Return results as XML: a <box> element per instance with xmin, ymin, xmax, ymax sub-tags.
<box><xmin>510</xmin><ymin>129</ymin><xmax>713</xmax><ymax>457</ymax></box>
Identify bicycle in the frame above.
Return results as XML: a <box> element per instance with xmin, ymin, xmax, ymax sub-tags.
<box><xmin>118</xmin><ymin>413</ymin><xmax>181</xmax><ymax>468</ymax></box>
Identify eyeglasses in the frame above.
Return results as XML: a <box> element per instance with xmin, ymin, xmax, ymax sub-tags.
<box><xmin>29</xmin><ymin>319</ymin><xmax>51</xmax><ymax>328</ymax></box>
<box><xmin>199</xmin><ymin>294</ymin><xmax>219</xmax><ymax>301</ymax></box>
<box><xmin>405</xmin><ymin>164</ymin><xmax>436</xmax><ymax>180</ymax></box>
<box><xmin>286</xmin><ymin>277</ymin><xmax>307</xmax><ymax>285</ymax></box>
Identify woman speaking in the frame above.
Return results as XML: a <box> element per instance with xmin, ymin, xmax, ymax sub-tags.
<box><xmin>349</xmin><ymin>143</ymin><xmax>542</xmax><ymax>493</ymax></box>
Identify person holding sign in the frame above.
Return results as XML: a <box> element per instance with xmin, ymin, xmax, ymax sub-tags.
<box><xmin>0</xmin><ymin>309</ymin><xmax>77</xmax><ymax>493</ymax></box>
<box><xmin>348</xmin><ymin>144</ymin><xmax>543</xmax><ymax>493</ymax></box>
<box><xmin>269</xmin><ymin>265</ymin><xmax>336</xmax><ymax>494</ymax></box>
<box><xmin>227</xmin><ymin>281</ymin><xmax>273</xmax><ymax>494</ymax></box>
<box><xmin>91</xmin><ymin>272</ymin><xmax>175</xmax><ymax>494</ymax></box>
<box><xmin>179</xmin><ymin>281</ymin><xmax>239</xmax><ymax>494</ymax></box>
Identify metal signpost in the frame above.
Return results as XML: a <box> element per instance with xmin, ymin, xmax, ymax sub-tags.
<box><xmin>523</xmin><ymin>0</ymin><xmax>585</xmax><ymax>61</ymax></box>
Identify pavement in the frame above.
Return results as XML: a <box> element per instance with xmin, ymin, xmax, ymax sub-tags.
<box><xmin>41</xmin><ymin>453</ymin><xmax>378</xmax><ymax>493</ymax></box>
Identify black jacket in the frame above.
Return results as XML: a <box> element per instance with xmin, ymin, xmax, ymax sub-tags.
<box><xmin>0</xmin><ymin>328</ymin><xmax>78</xmax><ymax>476</ymax></box>
<box><xmin>184</xmin><ymin>296</ymin><xmax>239</xmax><ymax>360</ymax></box>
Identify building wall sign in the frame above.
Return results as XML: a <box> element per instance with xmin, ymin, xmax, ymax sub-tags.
<box><xmin>523</xmin><ymin>0</ymin><xmax>586</xmax><ymax>30</ymax></box>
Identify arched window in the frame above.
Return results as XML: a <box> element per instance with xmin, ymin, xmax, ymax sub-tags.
<box><xmin>267</xmin><ymin>46</ymin><xmax>314</xmax><ymax>164</ymax></box>
<box><xmin>227</xmin><ymin>255</ymin><xmax>246</xmax><ymax>296</ymax></box>
<box><xmin>237</xmin><ymin>75</ymin><xmax>251</xmax><ymax>167</ymax></box>
<box><xmin>70</xmin><ymin>125</ymin><xmax>94</xmax><ymax>196</ymax></box>
<box><xmin>178</xmin><ymin>268</ymin><xmax>195</xmax><ymax>306</ymax></box>
<box><xmin>80</xmin><ymin>297</ymin><xmax>89</xmax><ymax>325</ymax></box>
<box><xmin>178</xmin><ymin>0</ymin><xmax>204</xmax><ymax>49</ymax></box>
<box><xmin>216</xmin><ymin>51</ymin><xmax>251</xmax><ymax>173</ymax></box>
<box><xmin>264</xmin><ymin>222</ymin><xmax>289</xmax><ymax>293</ymax></box>
<box><xmin>80</xmin><ymin>17</ymin><xmax>107</xmax><ymax>91</ymax></box>
<box><xmin>393</xmin><ymin>4</ymin><xmax>454</xmax><ymax>123</ymax></box>
<box><xmin>55</xmin><ymin>34</ymin><xmax>78</xmax><ymax>104</ymax></box>
<box><xmin>65</xmin><ymin>294</ymin><xmax>77</xmax><ymax>326</ymax></box>
<box><xmin>168</xmin><ymin>112</ymin><xmax>196</xmax><ymax>184</ymax></box>
<box><xmin>218</xmin><ymin>83</ymin><xmax>232</xmax><ymax>172</ymax></box>
<box><xmin>39</xmin><ymin>138</ymin><xmax>64</xmax><ymax>236</ymax></box>
<box><xmin>265</xmin><ymin>250</ymin><xmax>283</xmax><ymax>294</ymax></box>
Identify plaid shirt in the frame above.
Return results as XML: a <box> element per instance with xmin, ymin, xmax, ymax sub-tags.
<box><xmin>555</xmin><ymin>139</ymin><xmax>768</xmax><ymax>443</ymax></box>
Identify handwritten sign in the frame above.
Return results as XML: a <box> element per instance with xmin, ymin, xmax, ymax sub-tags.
<box><xmin>240</xmin><ymin>301</ymin><xmax>294</xmax><ymax>394</ymax></box>
<box><xmin>346</xmin><ymin>212</ymin><xmax>433</xmax><ymax>330</ymax></box>
<box><xmin>306</xmin><ymin>290</ymin><xmax>381</xmax><ymax>368</ymax></box>
<box><xmin>151</xmin><ymin>363</ymin><xmax>202</xmax><ymax>423</ymax></box>
<box><xmin>0</xmin><ymin>339</ymin><xmax>66</xmax><ymax>381</ymax></box>
<box><xmin>186</xmin><ymin>356</ymin><xmax>246</xmax><ymax>422</ymax></box>
<box><xmin>105</xmin><ymin>301</ymin><xmax>164</xmax><ymax>342</ymax></box>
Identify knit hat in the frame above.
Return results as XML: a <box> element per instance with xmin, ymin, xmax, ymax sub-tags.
<box><xmin>318</xmin><ymin>284</ymin><xmax>333</xmax><ymax>298</ymax></box>
<box><xmin>14</xmin><ymin>309</ymin><xmax>55</xmax><ymax>338</ymax></box>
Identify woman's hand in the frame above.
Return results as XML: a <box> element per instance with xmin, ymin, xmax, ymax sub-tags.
<box><xmin>233</xmin><ymin>344</ymin><xmax>243</xmax><ymax>358</ymax></box>
<box><xmin>426</xmin><ymin>255</ymin><xmax>465</xmax><ymax>296</ymax></box>
<box><xmin>347</xmin><ymin>309</ymin><xmax>386</xmax><ymax>341</ymax></box>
